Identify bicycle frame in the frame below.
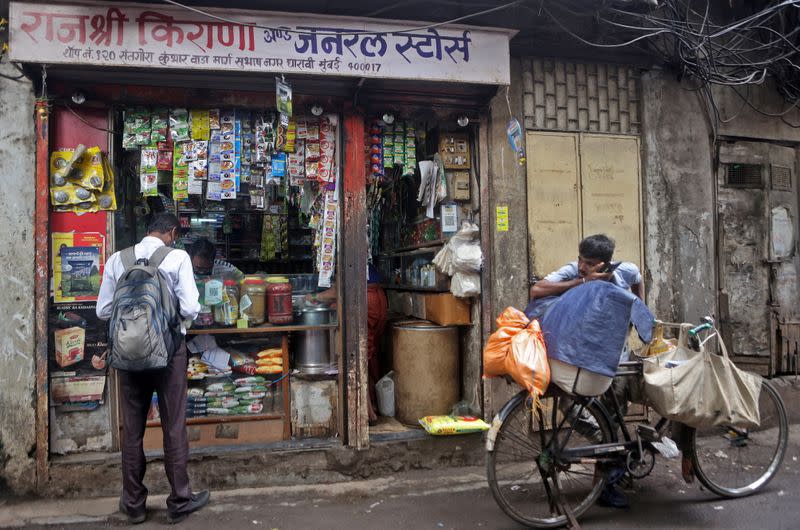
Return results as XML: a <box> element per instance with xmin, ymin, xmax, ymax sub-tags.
<box><xmin>550</xmin><ymin>361</ymin><xmax>671</xmax><ymax>465</ymax></box>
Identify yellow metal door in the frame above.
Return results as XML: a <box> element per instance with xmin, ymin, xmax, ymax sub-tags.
<box><xmin>579</xmin><ymin>134</ymin><xmax>643</xmax><ymax>267</ymax></box>
<box><xmin>525</xmin><ymin>132</ymin><xmax>582</xmax><ymax>278</ymax></box>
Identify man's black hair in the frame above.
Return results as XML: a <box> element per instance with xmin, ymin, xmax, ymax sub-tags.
<box><xmin>579</xmin><ymin>234</ymin><xmax>615</xmax><ymax>263</ymax></box>
<box><xmin>147</xmin><ymin>212</ymin><xmax>179</xmax><ymax>234</ymax></box>
<box><xmin>188</xmin><ymin>238</ymin><xmax>216</xmax><ymax>261</ymax></box>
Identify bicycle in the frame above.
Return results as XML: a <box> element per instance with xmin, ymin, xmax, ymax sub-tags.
<box><xmin>486</xmin><ymin>318</ymin><xmax>788</xmax><ymax>528</ymax></box>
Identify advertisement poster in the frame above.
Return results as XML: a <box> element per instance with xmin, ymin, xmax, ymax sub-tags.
<box><xmin>52</xmin><ymin>232</ymin><xmax>105</xmax><ymax>303</ymax></box>
<box><xmin>48</xmin><ymin>302</ymin><xmax>108</xmax><ymax>407</ymax></box>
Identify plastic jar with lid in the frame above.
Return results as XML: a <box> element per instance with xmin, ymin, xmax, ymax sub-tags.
<box><xmin>240</xmin><ymin>276</ymin><xmax>267</xmax><ymax>325</ymax></box>
<box><xmin>214</xmin><ymin>280</ymin><xmax>239</xmax><ymax>326</ymax></box>
<box><xmin>196</xmin><ymin>305</ymin><xmax>214</xmax><ymax>327</ymax></box>
<box><xmin>266</xmin><ymin>277</ymin><xmax>293</xmax><ymax>325</ymax></box>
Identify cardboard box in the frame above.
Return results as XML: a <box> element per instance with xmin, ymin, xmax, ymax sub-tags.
<box><xmin>54</xmin><ymin>326</ymin><xmax>86</xmax><ymax>368</ymax></box>
<box><xmin>422</xmin><ymin>293</ymin><xmax>471</xmax><ymax>326</ymax></box>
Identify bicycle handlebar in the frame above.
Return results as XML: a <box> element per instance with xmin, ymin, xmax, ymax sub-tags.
<box><xmin>688</xmin><ymin>322</ymin><xmax>713</xmax><ymax>336</ymax></box>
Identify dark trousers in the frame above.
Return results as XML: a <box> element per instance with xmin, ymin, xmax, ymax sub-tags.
<box><xmin>118</xmin><ymin>341</ymin><xmax>191</xmax><ymax>514</ymax></box>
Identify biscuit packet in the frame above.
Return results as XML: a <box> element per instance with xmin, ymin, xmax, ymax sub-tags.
<box><xmin>73</xmin><ymin>146</ymin><xmax>105</xmax><ymax>190</ymax></box>
<box><xmin>97</xmin><ymin>155</ymin><xmax>118</xmax><ymax>210</ymax></box>
<box><xmin>50</xmin><ymin>182</ymin><xmax>97</xmax><ymax>206</ymax></box>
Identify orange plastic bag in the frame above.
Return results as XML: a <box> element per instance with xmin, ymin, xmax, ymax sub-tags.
<box><xmin>483</xmin><ymin>307</ymin><xmax>550</xmax><ymax>398</ymax></box>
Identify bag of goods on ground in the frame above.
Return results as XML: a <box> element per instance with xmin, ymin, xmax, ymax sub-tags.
<box><xmin>419</xmin><ymin>415</ymin><xmax>490</xmax><ymax>435</ymax></box>
<box><xmin>483</xmin><ymin>307</ymin><xmax>550</xmax><ymax>400</ymax></box>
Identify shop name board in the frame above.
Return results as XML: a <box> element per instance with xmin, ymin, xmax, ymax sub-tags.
<box><xmin>9</xmin><ymin>2</ymin><xmax>512</xmax><ymax>85</ymax></box>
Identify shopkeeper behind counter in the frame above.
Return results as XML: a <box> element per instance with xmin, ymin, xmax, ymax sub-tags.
<box><xmin>307</xmin><ymin>263</ymin><xmax>387</xmax><ymax>423</ymax></box>
<box><xmin>188</xmin><ymin>238</ymin><xmax>244</xmax><ymax>281</ymax></box>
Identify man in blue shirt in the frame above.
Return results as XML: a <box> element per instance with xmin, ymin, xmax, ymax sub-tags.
<box><xmin>530</xmin><ymin>234</ymin><xmax>644</xmax><ymax>509</ymax></box>
<box><xmin>530</xmin><ymin>234</ymin><xmax>644</xmax><ymax>302</ymax></box>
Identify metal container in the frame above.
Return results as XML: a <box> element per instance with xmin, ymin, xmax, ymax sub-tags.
<box><xmin>391</xmin><ymin>320</ymin><xmax>459</xmax><ymax>425</ymax></box>
<box><xmin>294</xmin><ymin>306</ymin><xmax>334</xmax><ymax>374</ymax></box>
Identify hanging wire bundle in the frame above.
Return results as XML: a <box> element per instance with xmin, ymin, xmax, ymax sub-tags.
<box><xmin>537</xmin><ymin>0</ymin><xmax>800</xmax><ymax>127</ymax></box>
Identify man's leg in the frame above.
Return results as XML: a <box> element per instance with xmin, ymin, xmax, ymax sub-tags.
<box><xmin>153</xmin><ymin>341</ymin><xmax>192</xmax><ymax>514</ymax></box>
<box><xmin>118</xmin><ymin>370</ymin><xmax>156</xmax><ymax>517</ymax></box>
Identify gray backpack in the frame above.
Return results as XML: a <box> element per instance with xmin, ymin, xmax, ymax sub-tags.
<box><xmin>108</xmin><ymin>246</ymin><xmax>182</xmax><ymax>371</ymax></box>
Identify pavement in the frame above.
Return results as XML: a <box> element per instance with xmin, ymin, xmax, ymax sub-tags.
<box><xmin>2</xmin><ymin>425</ymin><xmax>799</xmax><ymax>529</ymax></box>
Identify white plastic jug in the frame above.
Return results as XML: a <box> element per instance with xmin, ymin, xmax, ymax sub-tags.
<box><xmin>376</xmin><ymin>371</ymin><xmax>396</xmax><ymax>417</ymax></box>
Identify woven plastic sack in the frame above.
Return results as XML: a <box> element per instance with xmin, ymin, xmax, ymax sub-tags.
<box><xmin>483</xmin><ymin>307</ymin><xmax>550</xmax><ymax>399</ymax></box>
<box><xmin>419</xmin><ymin>415</ymin><xmax>490</xmax><ymax>435</ymax></box>
<box><xmin>642</xmin><ymin>324</ymin><xmax>762</xmax><ymax>429</ymax></box>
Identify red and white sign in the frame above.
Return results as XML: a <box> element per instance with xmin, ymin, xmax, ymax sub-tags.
<box><xmin>9</xmin><ymin>1</ymin><xmax>513</xmax><ymax>85</ymax></box>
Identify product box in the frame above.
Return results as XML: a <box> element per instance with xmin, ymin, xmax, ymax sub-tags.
<box><xmin>408</xmin><ymin>293</ymin><xmax>471</xmax><ymax>326</ymax></box>
<box><xmin>54</xmin><ymin>326</ymin><xmax>86</xmax><ymax>367</ymax></box>
<box><xmin>422</xmin><ymin>293</ymin><xmax>471</xmax><ymax>326</ymax></box>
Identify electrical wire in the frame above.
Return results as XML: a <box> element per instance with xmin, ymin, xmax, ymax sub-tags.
<box><xmin>63</xmin><ymin>102</ymin><xmax>121</xmax><ymax>134</ymax></box>
<box><xmin>538</xmin><ymin>0</ymin><xmax>800</xmax><ymax>124</ymax></box>
<box><xmin>159</xmin><ymin>0</ymin><xmax>525</xmax><ymax>36</ymax></box>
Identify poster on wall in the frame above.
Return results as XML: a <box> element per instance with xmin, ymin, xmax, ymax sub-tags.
<box><xmin>48</xmin><ymin>302</ymin><xmax>108</xmax><ymax>408</ymax></box>
<box><xmin>51</xmin><ymin>232</ymin><xmax>105</xmax><ymax>303</ymax></box>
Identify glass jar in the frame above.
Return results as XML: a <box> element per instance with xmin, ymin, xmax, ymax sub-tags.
<box><xmin>266</xmin><ymin>277</ymin><xmax>293</xmax><ymax>325</ymax></box>
<box><xmin>214</xmin><ymin>279</ymin><xmax>239</xmax><ymax>326</ymax></box>
<box><xmin>196</xmin><ymin>305</ymin><xmax>214</xmax><ymax>327</ymax></box>
<box><xmin>240</xmin><ymin>276</ymin><xmax>267</xmax><ymax>325</ymax></box>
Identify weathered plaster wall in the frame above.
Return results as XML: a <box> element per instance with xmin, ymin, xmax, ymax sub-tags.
<box><xmin>640</xmin><ymin>71</ymin><xmax>717</xmax><ymax>322</ymax></box>
<box><xmin>0</xmin><ymin>59</ymin><xmax>37</xmax><ymax>495</ymax></box>
<box><xmin>484</xmin><ymin>58</ymin><xmax>527</xmax><ymax>417</ymax></box>
<box><xmin>713</xmin><ymin>82</ymin><xmax>800</xmax><ymax>142</ymax></box>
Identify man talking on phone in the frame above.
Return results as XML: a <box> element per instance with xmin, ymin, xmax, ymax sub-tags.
<box><xmin>529</xmin><ymin>233</ymin><xmax>644</xmax><ymax>303</ymax></box>
<box><xmin>527</xmin><ymin>233</ymin><xmax>644</xmax><ymax>509</ymax></box>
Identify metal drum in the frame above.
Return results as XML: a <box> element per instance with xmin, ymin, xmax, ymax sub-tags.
<box><xmin>391</xmin><ymin>320</ymin><xmax>459</xmax><ymax>425</ymax></box>
<box><xmin>294</xmin><ymin>306</ymin><xmax>334</xmax><ymax>374</ymax></box>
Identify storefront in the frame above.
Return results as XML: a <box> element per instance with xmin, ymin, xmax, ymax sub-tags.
<box><xmin>9</xmin><ymin>0</ymin><xmax>513</xmax><ymax>472</ymax></box>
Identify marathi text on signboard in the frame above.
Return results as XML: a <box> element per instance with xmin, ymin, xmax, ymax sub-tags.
<box><xmin>9</xmin><ymin>1</ymin><xmax>512</xmax><ymax>85</ymax></box>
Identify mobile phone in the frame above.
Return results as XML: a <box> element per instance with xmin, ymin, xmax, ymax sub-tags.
<box><xmin>601</xmin><ymin>261</ymin><xmax>622</xmax><ymax>274</ymax></box>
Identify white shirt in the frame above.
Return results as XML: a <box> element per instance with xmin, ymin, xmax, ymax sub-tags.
<box><xmin>96</xmin><ymin>236</ymin><xmax>201</xmax><ymax>333</ymax></box>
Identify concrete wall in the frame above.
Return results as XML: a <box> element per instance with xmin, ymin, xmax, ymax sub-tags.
<box><xmin>483</xmin><ymin>58</ymin><xmax>527</xmax><ymax>417</ymax></box>
<box><xmin>640</xmin><ymin>70</ymin><xmax>717</xmax><ymax>322</ymax></box>
<box><xmin>0</xmin><ymin>58</ymin><xmax>37</xmax><ymax>495</ymax></box>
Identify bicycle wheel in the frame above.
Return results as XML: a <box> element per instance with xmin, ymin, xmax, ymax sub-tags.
<box><xmin>691</xmin><ymin>379</ymin><xmax>788</xmax><ymax>498</ymax></box>
<box><xmin>487</xmin><ymin>394</ymin><xmax>614</xmax><ymax>528</ymax></box>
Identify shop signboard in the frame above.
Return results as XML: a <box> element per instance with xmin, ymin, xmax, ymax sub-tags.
<box><xmin>9</xmin><ymin>1</ymin><xmax>513</xmax><ymax>85</ymax></box>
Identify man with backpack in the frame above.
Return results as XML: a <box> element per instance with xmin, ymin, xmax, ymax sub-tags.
<box><xmin>96</xmin><ymin>212</ymin><xmax>209</xmax><ymax>524</ymax></box>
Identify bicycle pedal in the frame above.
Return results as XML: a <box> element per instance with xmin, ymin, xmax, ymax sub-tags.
<box><xmin>635</xmin><ymin>424</ymin><xmax>660</xmax><ymax>443</ymax></box>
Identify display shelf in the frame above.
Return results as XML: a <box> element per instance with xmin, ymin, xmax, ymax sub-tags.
<box><xmin>147</xmin><ymin>413</ymin><xmax>283</xmax><ymax>428</ymax></box>
<box><xmin>379</xmin><ymin>240</ymin><xmax>445</xmax><ymax>257</ymax></box>
<box><xmin>188</xmin><ymin>323</ymin><xmax>338</xmax><ymax>335</ymax></box>
<box><xmin>381</xmin><ymin>284</ymin><xmax>449</xmax><ymax>292</ymax></box>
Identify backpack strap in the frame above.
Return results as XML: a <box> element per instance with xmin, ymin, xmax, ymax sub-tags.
<box><xmin>120</xmin><ymin>247</ymin><xmax>137</xmax><ymax>272</ymax></box>
<box><xmin>148</xmin><ymin>246</ymin><xmax>174</xmax><ymax>270</ymax></box>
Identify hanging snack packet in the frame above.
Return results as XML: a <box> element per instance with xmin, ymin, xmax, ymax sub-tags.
<box><xmin>73</xmin><ymin>146</ymin><xmax>105</xmax><ymax>190</ymax></box>
<box><xmin>156</xmin><ymin>148</ymin><xmax>173</xmax><ymax>171</ymax></box>
<box><xmin>272</xmin><ymin>153</ymin><xmax>287</xmax><ymax>179</ymax></box>
<box><xmin>317</xmin><ymin>115</ymin><xmax>337</xmax><ymax>184</ymax></box>
<box><xmin>283</xmin><ymin>118</ymin><xmax>296</xmax><ymax>153</ymax></box>
<box><xmin>393</xmin><ymin>122</ymin><xmax>405</xmax><ymax>166</ymax></box>
<box><xmin>50</xmin><ymin>181</ymin><xmax>97</xmax><ymax>206</ymax></box>
<box><xmin>170</xmin><ymin>108</ymin><xmax>190</xmax><ymax>141</ymax></box>
<box><xmin>173</xmin><ymin>142</ymin><xmax>190</xmax><ymax>200</ymax></box>
<box><xmin>383</xmin><ymin>123</ymin><xmax>394</xmax><ymax>169</ymax></box>
<box><xmin>209</xmin><ymin>109</ymin><xmax>221</xmax><ymax>130</ymax></box>
<box><xmin>276</xmin><ymin>77</ymin><xmax>293</xmax><ymax>117</ymax></box>
<box><xmin>97</xmin><ymin>154</ymin><xmax>118</xmax><ymax>210</ymax></box>
<box><xmin>140</xmin><ymin>148</ymin><xmax>159</xmax><ymax>197</ymax></box>
<box><xmin>295</xmin><ymin>117</ymin><xmax>308</xmax><ymax>140</ymax></box>
<box><xmin>288</xmin><ymin>139</ymin><xmax>305</xmax><ymax>185</ymax></box>
<box><xmin>151</xmin><ymin>108</ymin><xmax>169</xmax><ymax>143</ymax></box>
<box><xmin>190</xmin><ymin>109</ymin><xmax>211</xmax><ymax>140</ymax></box>
<box><xmin>122</xmin><ymin>107</ymin><xmax>151</xmax><ymax>149</ymax></box>
<box><xmin>403</xmin><ymin>123</ymin><xmax>416</xmax><ymax>177</ymax></box>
